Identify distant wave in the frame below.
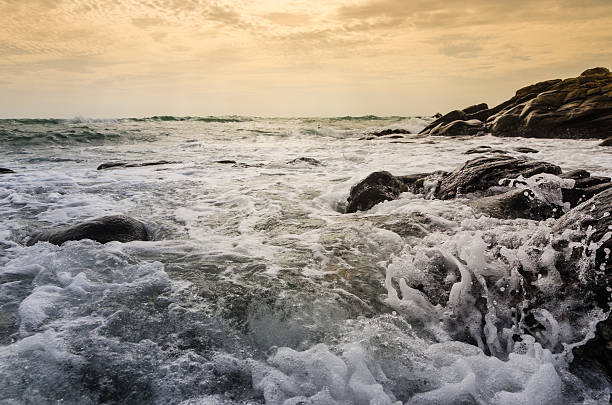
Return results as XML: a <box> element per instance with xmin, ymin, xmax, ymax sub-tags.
<box><xmin>130</xmin><ymin>116</ymin><xmax>252</xmax><ymax>123</ymax></box>
<box><xmin>329</xmin><ymin>115</ymin><xmax>407</xmax><ymax>121</ymax></box>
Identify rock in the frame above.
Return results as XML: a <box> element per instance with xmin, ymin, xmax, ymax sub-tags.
<box><xmin>419</xmin><ymin>110</ymin><xmax>467</xmax><ymax>134</ymax></box>
<box><xmin>560</xmin><ymin>169</ymin><xmax>591</xmax><ymax>180</ymax></box>
<box><xmin>562</xmin><ymin>182</ymin><xmax>612</xmax><ymax>207</ymax></box>
<box><xmin>432</xmin><ymin>113</ymin><xmax>442</xmax><ymax>119</ymax></box>
<box><xmin>215</xmin><ymin>160</ymin><xmax>237</xmax><ymax>164</ymax></box>
<box><xmin>435</xmin><ymin>155</ymin><xmax>562</xmax><ymax>200</ymax></box>
<box><xmin>600</xmin><ymin>137</ymin><xmax>612</xmax><ymax>146</ymax></box>
<box><xmin>0</xmin><ymin>168</ymin><xmax>15</xmax><ymax>174</ymax></box>
<box><xmin>97</xmin><ymin>160</ymin><xmax>178</xmax><ymax>170</ymax></box>
<box><xmin>429</xmin><ymin>119</ymin><xmax>484</xmax><ymax>137</ymax></box>
<box><xmin>462</xmin><ymin>103</ymin><xmax>489</xmax><ymax>115</ymax></box>
<box><xmin>287</xmin><ymin>157</ymin><xmax>323</xmax><ymax>166</ymax></box>
<box><xmin>29</xmin><ymin>215</ymin><xmax>149</xmax><ymax>246</ymax></box>
<box><xmin>550</xmin><ymin>187</ymin><xmax>612</xmax><ymax>373</ymax></box>
<box><xmin>470</xmin><ymin>188</ymin><xmax>562</xmax><ymax>220</ymax></box>
<box><xmin>345</xmin><ymin>171</ymin><xmax>404</xmax><ymax>213</ymax></box>
<box><xmin>465</xmin><ymin>146</ymin><xmax>508</xmax><ymax>155</ymax></box>
<box><xmin>485</xmin><ymin>67</ymin><xmax>612</xmax><ymax>139</ymax></box>
<box><xmin>573</xmin><ymin>176</ymin><xmax>610</xmax><ymax>188</ymax></box>
<box><xmin>513</xmin><ymin>147</ymin><xmax>539</xmax><ymax>153</ymax></box>
<box><xmin>369</xmin><ymin>128</ymin><xmax>412</xmax><ymax>137</ymax></box>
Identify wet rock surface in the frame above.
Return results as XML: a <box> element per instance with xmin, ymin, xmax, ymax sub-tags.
<box><xmin>29</xmin><ymin>215</ymin><xmax>149</xmax><ymax>245</ymax></box>
<box><xmin>345</xmin><ymin>171</ymin><xmax>404</xmax><ymax>213</ymax></box>
<box><xmin>600</xmin><ymin>137</ymin><xmax>612</xmax><ymax>146</ymax></box>
<box><xmin>469</xmin><ymin>188</ymin><xmax>563</xmax><ymax>220</ymax></box>
<box><xmin>0</xmin><ymin>168</ymin><xmax>15</xmax><ymax>174</ymax></box>
<box><xmin>435</xmin><ymin>155</ymin><xmax>562</xmax><ymax>199</ymax></box>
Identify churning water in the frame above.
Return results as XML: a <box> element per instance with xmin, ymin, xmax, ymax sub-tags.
<box><xmin>1</xmin><ymin>116</ymin><xmax>611</xmax><ymax>404</ymax></box>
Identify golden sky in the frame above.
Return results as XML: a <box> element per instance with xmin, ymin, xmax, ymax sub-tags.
<box><xmin>1</xmin><ymin>0</ymin><xmax>611</xmax><ymax>117</ymax></box>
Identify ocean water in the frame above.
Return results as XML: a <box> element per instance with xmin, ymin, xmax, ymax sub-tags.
<box><xmin>0</xmin><ymin>116</ymin><xmax>611</xmax><ymax>404</ymax></box>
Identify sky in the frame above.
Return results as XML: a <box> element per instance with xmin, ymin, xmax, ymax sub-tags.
<box><xmin>1</xmin><ymin>0</ymin><xmax>611</xmax><ymax>118</ymax></box>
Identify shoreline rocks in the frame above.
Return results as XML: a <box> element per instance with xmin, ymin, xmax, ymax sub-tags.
<box><xmin>420</xmin><ymin>67</ymin><xmax>612</xmax><ymax>139</ymax></box>
<box><xmin>29</xmin><ymin>215</ymin><xmax>149</xmax><ymax>246</ymax></box>
<box><xmin>0</xmin><ymin>168</ymin><xmax>15</xmax><ymax>174</ymax></box>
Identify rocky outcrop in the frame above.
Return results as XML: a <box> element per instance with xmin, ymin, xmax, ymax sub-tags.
<box><xmin>421</xmin><ymin>67</ymin><xmax>612</xmax><ymax>139</ymax></box>
<box><xmin>435</xmin><ymin>155</ymin><xmax>562</xmax><ymax>200</ymax></box>
<box><xmin>486</xmin><ymin>67</ymin><xmax>612</xmax><ymax>139</ymax></box>
<box><xmin>29</xmin><ymin>215</ymin><xmax>149</xmax><ymax>245</ymax></box>
<box><xmin>345</xmin><ymin>171</ymin><xmax>405</xmax><ymax>213</ymax></box>
<box><xmin>0</xmin><ymin>168</ymin><xmax>15</xmax><ymax>174</ymax></box>
<box><xmin>600</xmin><ymin>137</ymin><xmax>612</xmax><ymax>146</ymax></box>
<box><xmin>97</xmin><ymin>160</ymin><xmax>178</xmax><ymax>170</ymax></box>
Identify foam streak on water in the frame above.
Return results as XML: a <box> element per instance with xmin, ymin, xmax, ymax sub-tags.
<box><xmin>1</xmin><ymin>117</ymin><xmax>611</xmax><ymax>404</ymax></box>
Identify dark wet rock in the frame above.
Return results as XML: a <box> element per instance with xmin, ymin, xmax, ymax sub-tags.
<box><xmin>369</xmin><ymin>128</ymin><xmax>412</xmax><ymax>137</ymax></box>
<box><xmin>215</xmin><ymin>160</ymin><xmax>237</xmax><ymax>164</ymax></box>
<box><xmin>462</xmin><ymin>103</ymin><xmax>489</xmax><ymax>115</ymax></box>
<box><xmin>573</xmin><ymin>176</ymin><xmax>610</xmax><ymax>188</ymax></box>
<box><xmin>600</xmin><ymin>137</ymin><xmax>612</xmax><ymax>146</ymax></box>
<box><xmin>435</xmin><ymin>155</ymin><xmax>562</xmax><ymax>200</ymax></box>
<box><xmin>346</xmin><ymin>171</ymin><xmax>405</xmax><ymax>213</ymax></box>
<box><xmin>287</xmin><ymin>157</ymin><xmax>323</xmax><ymax>166</ymax></box>
<box><xmin>470</xmin><ymin>188</ymin><xmax>562</xmax><ymax>220</ymax></box>
<box><xmin>513</xmin><ymin>147</ymin><xmax>539</xmax><ymax>153</ymax></box>
<box><xmin>29</xmin><ymin>215</ymin><xmax>149</xmax><ymax>246</ymax></box>
<box><xmin>485</xmin><ymin>67</ymin><xmax>612</xmax><ymax>139</ymax></box>
<box><xmin>465</xmin><ymin>146</ymin><xmax>508</xmax><ymax>155</ymax></box>
<box><xmin>550</xmin><ymin>187</ymin><xmax>612</xmax><ymax>373</ymax></box>
<box><xmin>560</xmin><ymin>169</ymin><xmax>591</xmax><ymax>180</ymax></box>
<box><xmin>429</xmin><ymin>119</ymin><xmax>484</xmax><ymax>137</ymax></box>
<box><xmin>419</xmin><ymin>110</ymin><xmax>467</xmax><ymax>134</ymax></box>
<box><xmin>97</xmin><ymin>160</ymin><xmax>178</xmax><ymax>170</ymax></box>
<box><xmin>562</xmin><ymin>182</ymin><xmax>612</xmax><ymax>207</ymax></box>
<box><xmin>0</xmin><ymin>168</ymin><xmax>15</xmax><ymax>174</ymax></box>
<box><xmin>432</xmin><ymin>112</ymin><xmax>443</xmax><ymax>119</ymax></box>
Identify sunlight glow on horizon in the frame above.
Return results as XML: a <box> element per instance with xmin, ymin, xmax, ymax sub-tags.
<box><xmin>1</xmin><ymin>0</ymin><xmax>611</xmax><ymax>118</ymax></box>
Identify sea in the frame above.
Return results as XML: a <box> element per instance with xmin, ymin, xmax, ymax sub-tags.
<box><xmin>1</xmin><ymin>116</ymin><xmax>611</xmax><ymax>404</ymax></box>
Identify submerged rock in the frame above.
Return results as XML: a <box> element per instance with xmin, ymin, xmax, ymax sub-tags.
<box><xmin>435</xmin><ymin>155</ymin><xmax>562</xmax><ymax>199</ymax></box>
<box><xmin>287</xmin><ymin>157</ymin><xmax>323</xmax><ymax>166</ymax></box>
<box><xmin>345</xmin><ymin>171</ymin><xmax>404</xmax><ymax>213</ymax></box>
<box><xmin>29</xmin><ymin>215</ymin><xmax>149</xmax><ymax>245</ymax></box>
<box><xmin>600</xmin><ymin>137</ymin><xmax>612</xmax><ymax>146</ymax></box>
<box><xmin>513</xmin><ymin>147</ymin><xmax>539</xmax><ymax>153</ymax></box>
<box><xmin>465</xmin><ymin>146</ymin><xmax>508</xmax><ymax>155</ymax></box>
<box><xmin>0</xmin><ymin>168</ymin><xmax>15</xmax><ymax>174</ymax></box>
<box><xmin>97</xmin><ymin>160</ymin><xmax>178</xmax><ymax>170</ymax></box>
<box><xmin>369</xmin><ymin>128</ymin><xmax>412</xmax><ymax>137</ymax></box>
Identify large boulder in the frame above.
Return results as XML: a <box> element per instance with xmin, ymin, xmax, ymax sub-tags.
<box><xmin>345</xmin><ymin>171</ymin><xmax>404</xmax><ymax>213</ymax></box>
<box><xmin>462</xmin><ymin>103</ymin><xmax>489</xmax><ymax>115</ymax></box>
<box><xmin>486</xmin><ymin>67</ymin><xmax>612</xmax><ymax>139</ymax></box>
<box><xmin>549</xmin><ymin>188</ymin><xmax>612</xmax><ymax>373</ymax></box>
<box><xmin>419</xmin><ymin>110</ymin><xmax>467</xmax><ymax>134</ymax></box>
<box><xmin>435</xmin><ymin>155</ymin><xmax>562</xmax><ymax>199</ymax></box>
<box><xmin>428</xmin><ymin>119</ymin><xmax>483</xmax><ymax>137</ymax></box>
<box><xmin>29</xmin><ymin>215</ymin><xmax>149</xmax><ymax>245</ymax></box>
